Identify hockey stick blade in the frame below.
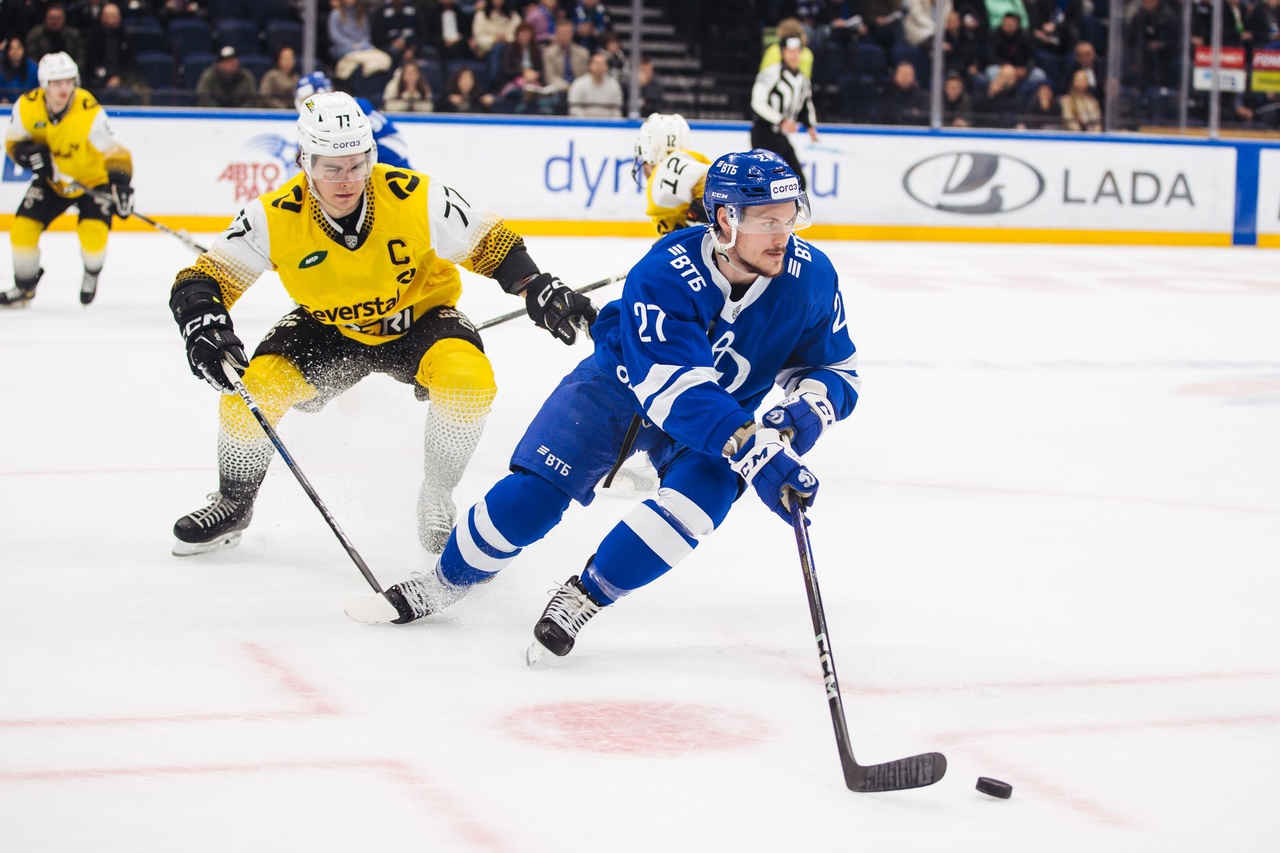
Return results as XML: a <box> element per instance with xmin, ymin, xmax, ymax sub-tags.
<box><xmin>790</xmin><ymin>498</ymin><xmax>948</xmax><ymax>793</ymax></box>
<box><xmin>847</xmin><ymin>751</ymin><xmax>947</xmax><ymax>793</ymax></box>
<box><xmin>343</xmin><ymin>591</ymin><xmax>399</xmax><ymax>624</ymax></box>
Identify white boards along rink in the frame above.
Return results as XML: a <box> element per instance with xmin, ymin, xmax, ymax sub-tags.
<box><xmin>0</xmin><ymin>108</ymin><xmax>1270</xmax><ymax>246</ymax></box>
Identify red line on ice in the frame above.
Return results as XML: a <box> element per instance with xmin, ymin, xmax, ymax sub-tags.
<box><xmin>0</xmin><ymin>759</ymin><xmax>513</xmax><ymax>852</ymax></box>
<box><xmin>0</xmin><ymin>643</ymin><xmax>337</xmax><ymax>728</ymax></box>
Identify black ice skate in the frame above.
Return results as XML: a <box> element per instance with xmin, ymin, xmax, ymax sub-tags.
<box><xmin>0</xmin><ymin>285</ymin><xmax>35</xmax><ymax>307</ymax></box>
<box><xmin>80</xmin><ymin>270</ymin><xmax>99</xmax><ymax>305</ymax></box>
<box><xmin>0</xmin><ymin>268</ymin><xmax>42</xmax><ymax>308</ymax></box>
<box><xmin>527</xmin><ymin>575</ymin><xmax>605</xmax><ymax>665</ymax></box>
<box><xmin>172</xmin><ymin>491</ymin><xmax>254</xmax><ymax>556</ymax></box>
<box><xmin>343</xmin><ymin>569</ymin><xmax>469</xmax><ymax>624</ymax></box>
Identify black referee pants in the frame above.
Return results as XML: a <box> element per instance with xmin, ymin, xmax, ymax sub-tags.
<box><xmin>749</xmin><ymin>120</ymin><xmax>806</xmax><ymax>191</ymax></box>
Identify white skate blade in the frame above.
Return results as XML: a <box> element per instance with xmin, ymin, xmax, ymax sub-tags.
<box><xmin>527</xmin><ymin>639</ymin><xmax>567</xmax><ymax>669</ymax></box>
<box><xmin>172</xmin><ymin>531</ymin><xmax>242</xmax><ymax>557</ymax></box>
<box><xmin>343</xmin><ymin>593</ymin><xmax>400</xmax><ymax>624</ymax></box>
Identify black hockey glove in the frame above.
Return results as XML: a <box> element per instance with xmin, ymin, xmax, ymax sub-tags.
<box><xmin>170</xmin><ymin>277</ymin><xmax>249</xmax><ymax>393</ymax></box>
<box><xmin>12</xmin><ymin>141</ymin><xmax>53</xmax><ymax>181</ymax></box>
<box><xmin>686</xmin><ymin>197</ymin><xmax>708</xmax><ymax>225</ymax></box>
<box><xmin>108</xmin><ymin>171</ymin><xmax>134</xmax><ymax>219</ymax></box>
<box><xmin>522</xmin><ymin>273</ymin><xmax>598</xmax><ymax>345</ymax></box>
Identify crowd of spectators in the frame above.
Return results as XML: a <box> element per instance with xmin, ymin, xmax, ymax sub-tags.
<box><xmin>759</xmin><ymin>0</ymin><xmax>1280</xmax><ymax>129</ymax></box>
<box><xmin>3</xmin><ymin>0</ymin><xmax>1278</xmax><ymax>126</ymax></box>
<box><xmin>0</xmin><ymin>0</ymin><xmax>666</xmax><ymax>116</ymax></box>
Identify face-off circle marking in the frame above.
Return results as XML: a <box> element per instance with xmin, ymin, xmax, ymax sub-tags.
<box><xmin>502</xmin><ymin>700</ymin><xmax>775</xmax><ymax>755</ymax></box>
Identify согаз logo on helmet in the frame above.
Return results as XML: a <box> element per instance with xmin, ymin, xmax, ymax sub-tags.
<box><xmin>770</xmin><ymin>178</ymin><xmax>800</xmax><ymax>199</ymax></box>
<box><xmin>903</xmin><ymin>152</ymin><xmax>1044</xmax><ymax>214</ymax></box>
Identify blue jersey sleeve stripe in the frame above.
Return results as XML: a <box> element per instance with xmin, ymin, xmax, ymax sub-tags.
<box><xmin>646</xmin><ymin>367</ymin><xmax>721</xmax><ymax>430</ymax></box>
<box><xmin>631</xmin><ymin>363</ymin><xmax>685</xmax><ymax>408</ymax></box>
<box><xmin>778</xmin><ymin>350</ymin><xmax>860</xmax><ymax>395</ymax></box>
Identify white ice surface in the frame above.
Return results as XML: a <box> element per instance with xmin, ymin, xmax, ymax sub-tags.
<box><xmin>2</xmin><ymin>234</ymin><xmax>1278</xmax><ymax>852</ymax></box>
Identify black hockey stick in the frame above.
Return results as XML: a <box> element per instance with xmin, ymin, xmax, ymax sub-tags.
<box><xmin>789</xmin><ymin>499</ymin><xmax>947</xmax><ymax>792</ymax></box>
<box><xmin>70</xmin><ymin>180</ymin><xmax>210</xmax><ymax>254</ymax></box>
<box><xmin>221</xmin><ymin>361</ymin><xmax>385</xmax><ymax>595</ymax></box>
<box><xmin>474</xmin><ymin>272</ymin><xmax>626</xmax><ymax>331</ymax></box>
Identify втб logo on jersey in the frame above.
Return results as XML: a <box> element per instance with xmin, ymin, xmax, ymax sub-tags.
<box><xmin>535</xmin><ymin>445</ymin><xmax>572</xmax><ymax>476</ymax></box>
<box><xmin>903</xmin><ymin>152</ymin><xmax>1044</xmax><ymax>214</ymax></box>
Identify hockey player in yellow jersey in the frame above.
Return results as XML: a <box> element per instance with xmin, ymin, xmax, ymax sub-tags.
<box><xmin>1</xmin><ymin>52</ymin><xmax>134</xmax><ymax>307</ymax></box>
<box><xmin>169</xmin><ymin>91</ymin><xmax>596</xmax><ymax>557</ymax></box>
<box><xmin>632</xmin><ymin>113</ymin><xmax>711</xmax><ymax>237</ymax></box>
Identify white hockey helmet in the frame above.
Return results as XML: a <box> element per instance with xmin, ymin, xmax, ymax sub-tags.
<box><xmin>634</xmin><ymin>112</ymin><xmax>690</xmax><ymax>169</ymax></box>
<box><xmin>297</xmin><ymin>91</ymin><xmax>377</xmax><ymax>182</ymax></box>
<box><xmin>38</xmin><ymin>51</ymin><xmax>80</xmax><ymax>87</ymax></box>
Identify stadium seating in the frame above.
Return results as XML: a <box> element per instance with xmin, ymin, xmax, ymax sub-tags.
<box><xmin>265</xmin><ymin>20</ymin><xmax>303</xmax><ymax>57</ymax></box>
<box><xmin>215</xmin><ymin>18</ymin><xmax>262</xmax><ymax>59</ymax></box>
<box><xmin>168</xmin><ymin>18</ymin><xmax>214</xmax><ymax>58</ymax></box>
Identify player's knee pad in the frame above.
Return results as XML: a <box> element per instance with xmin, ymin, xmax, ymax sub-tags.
<box><xmin>656</xmin><ymin>446</ymin><xmax>740</xmax><ymax>528</ymax></box>
<box><xmin>76</xmin><ymin>218</ymin><xmax>109</xmax><ymax>259</ymax></box>
<box><xmin>417</xmin><ymin>338</ymin><xmax>496</xmax><ymax>423</ymax></box>
<box><xmin>655</xmin><ymin>487</ymin><xmax>717</xmax><ymax>537</ymax></box>
<box><xmin>483</xmin><ymin>471</ymin><xmax>572</xmax><ymax>545</ymax></box>
<box><xmin>10</xmin><ymin>216</ymin><xmax>43</xmax><ymax>250</ymax></box>
<box><xmin>10</xmin><ymin>218</ymin><xmax>43</xmax><ymax>281</ymax></box>
<box><xmin>218</xmin><ymin>354</ymin><xmax>316</xmax><ymax>441</ymax></box>
<box><xmin>438</xmin><ymin>473</ymin><xmax>572</xmax><ymax>587</ymax></box>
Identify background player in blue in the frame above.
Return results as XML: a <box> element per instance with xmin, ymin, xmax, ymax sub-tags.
<box><xmin>294</xmin><ymin>72</ymin><xmax>411</xmax><ymax>169</ymax></box>
<box><xmin>345</xmin><ymin>150</ymin><xmax>860</xmax><ymax>664</ymax></box>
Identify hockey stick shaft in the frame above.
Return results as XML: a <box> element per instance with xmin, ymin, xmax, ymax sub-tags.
<box><xmin>790</xmin><ymin>499</ymin><xmax>864</xmax><ymax>784</ymax></box>
<box><xmin>789</xmin><ymin>499</ymin><xmax>947</xmax><ymax>792</ymax></box>
<box><xmin>474</xmin><ymin>272</ymin><xmax>626</xmax><ymax>331</ymax></box>
<box><xmin>70</xmin><ymin>181</ymin><xmax>210</xmax><ymax>254</ymax></box>
<box><xmin>221</xmin><ymin>361</ymin><xmax>385</xmax><ymax>594</ymax></box>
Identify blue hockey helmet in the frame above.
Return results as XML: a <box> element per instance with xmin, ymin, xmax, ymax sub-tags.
<box><xmin>703</xmin><ymin>149</ymin><xmax>811</xmax><ymax>249</ymax></box>
<box><xmin>294</xmin><ymin>71</ymin><xmax>334</xmax><ymax>111</ymax></box>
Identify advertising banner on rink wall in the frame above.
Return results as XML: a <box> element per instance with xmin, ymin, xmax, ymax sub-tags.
<box><xmin>1252</xmin><ymin>148</ymin><xmax>1280</xmax><ymax>248</ymax></box>
<box><xmin>0</xmin><ymin>108</ymin><xmax>1270</xmax><ymax>246</ymax></box>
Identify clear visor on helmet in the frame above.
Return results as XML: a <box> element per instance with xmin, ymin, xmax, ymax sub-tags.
<box><xmin>304</xmin><ymin>150</ymin><xmax>375</xmax><ymax>186</ymax></box>
<box><xmin>726</xmin><ymin>194</ymin><xmax>813</xmax><ymax>235</ymax></box>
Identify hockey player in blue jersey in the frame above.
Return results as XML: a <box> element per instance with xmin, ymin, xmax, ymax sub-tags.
<box><xmin>344</xmin><ymin>149</ymin><xmax>860</xmax><ymax>662</ymax></box>
<box><xmin>294</xmin><ymin>72</ymin><xmax>412</xmax><ymax>169</ymax></box>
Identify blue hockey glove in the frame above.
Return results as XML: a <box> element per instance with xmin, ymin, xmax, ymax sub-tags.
<box><xmin>762</xmin><ymin>384</ymin><xmax>836</xmax><ymax>456</ymax></box>
<box><xmin>727</xmin><ymin>426</ymin><xmax>819</xmax><ymax>522</ymax></box>
<box><xmin>522</xmin><ymin>273</ymin><xmax>598</xmax><ymax>345</ymax></box>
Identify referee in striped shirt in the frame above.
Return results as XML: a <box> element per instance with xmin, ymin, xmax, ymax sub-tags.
<box><xmin>750</xmin><ymin>37</ymin><xmax>820</xmax><ymax>191</ymax></box>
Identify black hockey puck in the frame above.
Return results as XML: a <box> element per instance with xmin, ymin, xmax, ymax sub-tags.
<box><xmin>976</xmin><ymin>777</ymin><xmax>1012</xmax><ymax>799</ymax></box>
